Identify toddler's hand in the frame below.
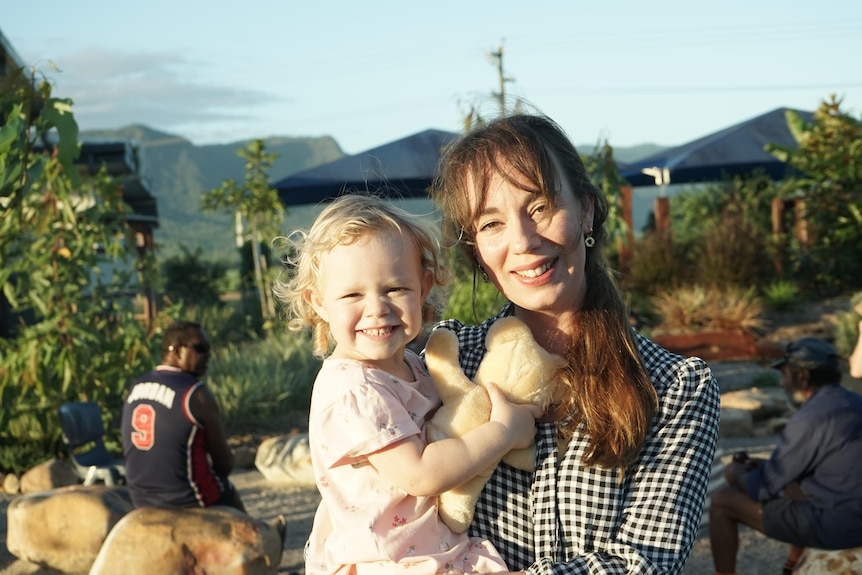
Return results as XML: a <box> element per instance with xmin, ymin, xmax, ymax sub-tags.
<box><xmin>486</xmin><ymin>382</ymin><xmax>542</xmax><ymax>450</ymax></box>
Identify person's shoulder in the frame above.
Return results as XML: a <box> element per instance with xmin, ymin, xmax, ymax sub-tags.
<box><xmin>318</xmin><ymin>357</ymin><xmax>367</xmax><ymax>379</ymax></box>
<box><xmin>814</xmin><ymin>383</ymin><xmax>862</xmax><ymax>412</ymax></box>
<box><xmin>131</xmin><ymin>368</ymin><xmax>198</xmax><ymax>391</ymax></box>
<box><xmin>635</xmin><ymin>331</ymin><xmax>717</xmax><ymax>391</ymax></box>
<box><xmin>433</xmin><ymin>304</ymin><xmax>510</xmax><ymax>344</ymax></box>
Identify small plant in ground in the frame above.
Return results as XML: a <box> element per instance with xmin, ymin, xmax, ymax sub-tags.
<box><xmin>763</xmin><ymin>280</ymin><xmax>800</xmax><ymax>311</ymax></box>
<box><xmin>651</xmin><ymin>285</ymin><xmax>766</xmax><ymax>335</ymax></box>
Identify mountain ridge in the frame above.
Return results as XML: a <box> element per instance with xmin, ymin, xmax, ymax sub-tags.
<box><xmin>81</xmin><ymin>124</ymin><xmax>666</xmax><ymax>262</ymax></box>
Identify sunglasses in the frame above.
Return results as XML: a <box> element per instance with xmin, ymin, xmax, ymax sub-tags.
<box><xmin>181</xmin><ymin>342</ymin><xmax>211</xmax><ymax>354</ymax></box>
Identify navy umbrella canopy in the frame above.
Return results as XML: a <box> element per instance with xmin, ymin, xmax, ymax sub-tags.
<box><xmin>272</xmin><ymin>128</ymin><xmax>460</xmax><ymax>206</ymax></box>
<box><xmin>620</xmin><ymin>107</ymin><xmax>814</xmax><ymax>187</ymax></box>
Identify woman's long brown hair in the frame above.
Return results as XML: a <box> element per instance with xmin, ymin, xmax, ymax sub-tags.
<box><xmin>431</xmin><ymin>114</ymin><xmax>657</xmax><ymax>470</ymax></box>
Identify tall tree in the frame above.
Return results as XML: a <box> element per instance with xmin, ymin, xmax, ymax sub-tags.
<box><xmin>201</xmin><ymin>140</ymin><xmax>284</xmax><ymax>324</ymax></box>
<box><xmin>0</xmin><ymin>74</ymin><xmax>156</xmax><ymax>446</ymax></box>
<box><xmin>767</xmin><ymin>96</ymin><xmax>862</xmax><ymax>293</ymax></box>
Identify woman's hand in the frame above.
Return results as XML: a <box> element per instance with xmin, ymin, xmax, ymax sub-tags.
<box><xmin>486</xmin><ymin>382</ymin><xmax>542</xmax><ymax>450</ymax></box>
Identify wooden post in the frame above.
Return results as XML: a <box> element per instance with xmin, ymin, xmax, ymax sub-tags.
<box><xmin>654</xmin><ymin>196</ymin><xmax>671</xmax><ymax>239</ymax></box>
<box><xmin>617</xmin><ymin>185</ymin><xmax>633</xmax><ymax>273</ymax></box>
<box><xmin>795</xmin><ymin>199</ymin><xmax>810</xmax><ymax>248</ymax></box>
<box><xmin>771</xmin><ymin>197</ymin><xmax>785</xmax><ymax>275</ymax></box>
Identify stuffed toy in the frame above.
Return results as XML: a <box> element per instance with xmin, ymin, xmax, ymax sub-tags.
<box><xmin>424</xmin><ymin>315</ymin><xmax>565</xmax><ymax>533</ymax></box>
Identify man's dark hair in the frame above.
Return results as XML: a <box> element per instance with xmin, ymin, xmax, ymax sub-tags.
<box><xmin>161</xmin><ymin>320</ymin><xmax>202</xmax><ymax>357</ymax></box>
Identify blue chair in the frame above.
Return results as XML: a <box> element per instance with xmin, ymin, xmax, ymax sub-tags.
<box><xmin>58</xmin><ymin>401</ymin><xmax>125</xmax><ymax>486</ymax></box>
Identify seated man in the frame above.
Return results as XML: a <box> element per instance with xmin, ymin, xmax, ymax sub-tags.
<box><xmin>709</xmin><ymin>337</ymin><xmax>862</xmax><ymax>575</ymax></box>
<box><xmin>121</xmin><ymin>320</ymin><xmax>245</xmax><ymax>511</ymax></box>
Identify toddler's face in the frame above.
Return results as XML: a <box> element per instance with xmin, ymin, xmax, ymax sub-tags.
<box><xmin>309</xmin><ymin>231</ymin><xmax>431</xmax><ymax>375</ymax></box>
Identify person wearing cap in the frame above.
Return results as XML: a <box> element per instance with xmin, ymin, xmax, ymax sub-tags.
<box><xmin>708</xmin><ymin>337</ymin><xmax>862</xmax><ymax>575</ymax></box>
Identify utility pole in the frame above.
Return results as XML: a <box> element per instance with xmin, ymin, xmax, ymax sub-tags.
<box><xmin>488</xmin><ymin>41</ymin><xmax>515</xmax><ymax>116</ymax></box>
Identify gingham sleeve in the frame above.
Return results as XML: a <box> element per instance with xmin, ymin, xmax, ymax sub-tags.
<box><xmin>437</xmin><ymin>312</ymin><xmax>721</xmax><ymax>575</ymax></box>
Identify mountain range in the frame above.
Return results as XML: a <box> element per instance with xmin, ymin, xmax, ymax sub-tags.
<box><xmin>81</xmin><ymin>125</ymin><xmax>665</xmax><ymax>263</ymax></box>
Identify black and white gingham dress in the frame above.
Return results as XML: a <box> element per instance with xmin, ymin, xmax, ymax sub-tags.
<box><xmin>434</xmin><ymin>307</ymin><xmax>720</xmax><ymax>575</ymax></box>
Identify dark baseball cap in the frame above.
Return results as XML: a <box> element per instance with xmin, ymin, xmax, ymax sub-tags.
<box><xmin>771</xmin><ymin>337</ymin><xmax>841</xmax><ymax>371</ymax></box>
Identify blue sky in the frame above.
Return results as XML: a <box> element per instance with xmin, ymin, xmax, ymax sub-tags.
<box><xmin>5</xmin><ymin>0</ymin><xmax>861</xmax><ymax>154</ymax></box>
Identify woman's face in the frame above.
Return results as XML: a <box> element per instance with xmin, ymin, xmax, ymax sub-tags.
<box><xmin>470</xmin><ymin>152</ymin><xmax>594</xmax><ymax>319</ymax></box>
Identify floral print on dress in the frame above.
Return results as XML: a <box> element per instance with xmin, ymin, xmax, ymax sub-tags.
<box><xmin>377</xmin><ymin>421</ymin><xmax>399</xmax><ymax>436</ymax></box>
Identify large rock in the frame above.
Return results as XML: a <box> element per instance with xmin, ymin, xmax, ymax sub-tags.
<box><xmin>720</xmin><ymin>387</ymin><xmax>789</xmax><ymax>420</ymax></box>
<box><xmin>19</xmin><ymin>458</ymin><xmax>80</xmax><ymax>494</ymax></box>
<box><xmin>89</xmin><ymin>505</ymin><xmax>283</xmax><ymax>575</ymax></box>
<box><xmin>254</xmin><ymin>433</ymin><xmax>315</xmax><ymax>486</ymax></box>
<box><xmin>794</xmin><ymin>546</ymin><xmax>862</xmax><ymax>574</ymax></box>
<box><xmin>3</xmin><ymin>471</ymin><xmax>20</xmax><ymax>494</ymax></box>
<box><xmin>6</xmin><ymin>485</ymin><xmax>133</xmax><ymax>574</ymax></box>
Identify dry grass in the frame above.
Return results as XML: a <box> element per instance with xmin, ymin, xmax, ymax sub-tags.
<box><xmin>651</xmin><ymin>285</ymin><xmax>766</xmax><ymax>335</ymax></box>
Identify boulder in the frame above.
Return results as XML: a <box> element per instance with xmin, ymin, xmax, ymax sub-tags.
<box><xmin>794</xmin><ymin>546</ymin><xmax>862</xmax><ymax>574</ymax></box>
<box><xmin>19</xmin><ymin>458</ymin><xmax>80</xmax><ymax>494</ymax></box>
<box><xmin>89</xmin><ymin>505</ymin><xmax>283</xmax><ymax>575</ymax></box>
<box><xmin>3</xmin><ymin>471</ymin><xmax>20</xmax><ymax>494</ymax></box>
<box><xmin>6</xmin><ymin>485</ymin><xmax>133</xmax><ymax>574</ymax></box>
<box><xmin>254</xmin><ymin>433</ymin><xmax>315</xmax><ymax>486</ymax></box>
<box><xmin>720</xmin><ymin>387</ymin><xmax>789</xmax><ymax>421</ymax></box>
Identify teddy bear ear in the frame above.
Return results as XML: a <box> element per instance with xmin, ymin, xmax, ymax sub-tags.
<box><xmin>487</xmin><ymin>316</ymin><xmax>533</xmax><ymax>347</ymax></box>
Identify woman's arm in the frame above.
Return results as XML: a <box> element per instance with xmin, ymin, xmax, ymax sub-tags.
<box><xmin>369</xmin><ymin>383</ymin><xmax>541</xmax><ymax>497</ymax></box>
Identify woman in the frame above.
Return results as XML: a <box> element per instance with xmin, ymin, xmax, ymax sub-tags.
<box><xmin>429</xmin><ymin>114</ymin><xmax>720</xmax><ymax>574</ymax></box>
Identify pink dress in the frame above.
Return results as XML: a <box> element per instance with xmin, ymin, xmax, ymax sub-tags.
<box><xmin>304</xmin><ymin>350</ymin><xmax>507</xmax><ymax>575</ymax></box>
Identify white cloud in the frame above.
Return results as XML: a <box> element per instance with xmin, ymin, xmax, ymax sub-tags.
<box><xmin>41</xmin><ymin>48</ymin><xmax>285</xmax><ymax>136</ymax></box>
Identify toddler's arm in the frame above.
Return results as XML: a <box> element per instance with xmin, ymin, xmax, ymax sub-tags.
<box><xmin>368</xmin><ymin>383</ymin><xmax>540</xmax><ymax>497</ymax></box>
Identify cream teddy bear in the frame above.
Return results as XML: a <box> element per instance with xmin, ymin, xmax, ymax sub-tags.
<box><xmin>424</xmin><ymin>315</ymin><xmax>564</xmax><ymax>533</ymax></box>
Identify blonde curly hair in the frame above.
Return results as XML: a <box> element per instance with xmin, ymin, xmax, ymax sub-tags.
<box><xmin>272</xmin><ymin>193</ymin><xmax>448</xmax><ymax>358</ymax></box>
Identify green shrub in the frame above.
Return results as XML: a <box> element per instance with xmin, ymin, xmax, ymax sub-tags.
<box><xmin>208</xmin><ymin>332</ymin><xmax>321</xmax><ymax>431</ymax></box>
<box><xmin>440</xmin><ymin>248</ymin><xmax>505</xmax><ymax>324</ymax></box>
<box><xmin>1</xmin><ymin>80</ymin><xmax>159</xmax><ymax>450</ymax></box>
<box><xmin>0</xmin><ymin>441</ymin><xmax>54</xmax><ymax>474</ymax></box>
<box><xmin>163</xmin><ymin>298</ymin><xmax>264</xmax><ymax>348</ymax></box>
<box><xmin>762</xmin><ymin>281</ymin><xmax>800</xmax><ymax>311</ymax></box>
<box><xmin>161</xmin><ymin>246</ymin><xmax>230</xmax><ymax>306</ymax></box>
<box><xmin>623</xmin><ymin>233</ymin><xmax>688</xmax><ymax>295</ymax></box>
<box><xmin>651</xmin><ymin>285</ymin><xmax>766</xmax><ymax>335</ymax></box>
<box><xmin>443</xmin><ymin>277</ymin><xmax>504</xmax><ymax>325</ymax></box>
<box><xmin>694</xmin><ymin>210</ymin><xmax>772</xmax><ymax>289</ymax></box>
